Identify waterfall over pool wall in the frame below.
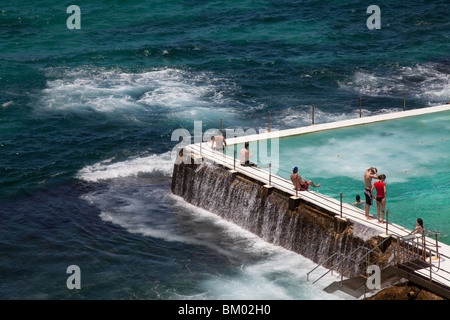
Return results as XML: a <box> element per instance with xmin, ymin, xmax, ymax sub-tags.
<box><xmin>171</xmin><ymin>160</ymin><xmax>384</xmax><ymax>277</ymax></box>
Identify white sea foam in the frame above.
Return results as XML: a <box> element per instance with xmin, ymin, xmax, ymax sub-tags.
<box><xmin>83</xmin><ymin>183</ymin><xmax>350</xmax><ymax>300</ymax></box>
<box><xmin>338</xmin><ymin>62</ymin><xmax>450</xmax><ymax>103</ymax></box>
<box><xmin>167</xmin><ymin>198</ymin><xmax>348</xmax><ymax>299</ymax></box>
<box><xmin>77</xmin><ymin>151</ymin><xmax>174</xmax><ymax>182</ymax></box>
<box><xmin>276</xmin><ymin>105</ymin><xmax>370</xmax><ymax>128</ymax></box>
<box><xmin>37</xmin><ymin>66</ymin><xmax>238</xmax><ymax>122</ymax></box>
<box><xmin>198</xmin><ymin>249</ymin><xmax>349</xmax><ymax>300</ymax></box>
<box><xmin>2</xmin><ymin>101</ymin><xmax>13</xmax><ymax>108</ymax></box>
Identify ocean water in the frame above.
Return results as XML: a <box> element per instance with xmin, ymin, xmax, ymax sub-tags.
<box><xmin>1</xmin><ymin>0</ymin><xmax>449</xmax><ymax>300</ymax></box>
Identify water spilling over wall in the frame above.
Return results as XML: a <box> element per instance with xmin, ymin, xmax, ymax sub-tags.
<box><xmin>171</xmin><ymin>159</ymin><xmax>385</xmax><ymax>278</ymax></box>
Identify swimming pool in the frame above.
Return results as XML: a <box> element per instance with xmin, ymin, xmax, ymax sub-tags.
<box><xmin>228</xmin><ymin>110</ymin><xmax>450</xmax><ymax>243</ymax></box>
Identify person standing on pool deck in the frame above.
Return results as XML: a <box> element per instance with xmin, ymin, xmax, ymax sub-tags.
<box><xmin>364</xmin><ymin>167</ymin><xmax>379</xmax><ymax>220</ymax></box>
<box><xmin>211</xmin><ymin>130</ymin><xmax>227</xmax><ymax>153</ymax></box>
<box><xmin>371</xmin><ymin>174</ymin><xmax>387</xmax><ymax>224</ymax></box>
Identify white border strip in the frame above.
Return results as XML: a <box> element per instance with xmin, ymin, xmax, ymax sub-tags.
<box><xmin>226</xmin><ymin>104</ymin><xmax>450</xmax><ymax>145</ymax></box>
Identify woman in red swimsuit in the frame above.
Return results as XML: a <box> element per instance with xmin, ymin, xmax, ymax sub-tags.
<box><xmin>371</xmin><ymin>174</ymin><xmax>387</xmax><ymax>224</ymax></box>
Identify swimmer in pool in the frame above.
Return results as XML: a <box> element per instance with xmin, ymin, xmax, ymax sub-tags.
<box><xmin>352</xmin><ymin>195</ymin><xmax>364</xmax><ymax>208</ymax></box>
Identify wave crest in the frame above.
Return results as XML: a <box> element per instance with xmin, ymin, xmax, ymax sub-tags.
<box><xmin>77</xmin><ymin>151</ymin><xmax>174</xmax><ymax>182</ymax></box>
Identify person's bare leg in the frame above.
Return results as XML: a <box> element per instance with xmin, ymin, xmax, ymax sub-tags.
<box><xmin>381</xmin><ymin>198</ymin><xmax>386</xmax><ymax>223</ymax></box>
<box><xmin>307</xmin><ymin>180</ymin><xmax>321</xmax><ymax>188</ymax></box>
<box><xmin>376</xmin><ymin>201</ymin><xmax>381</xmax><ymax>223</ymax></box>
<box><xmin>365</xmin><ymin>203</ymin><xmax>372</xmax><ymax>219</ymax></box>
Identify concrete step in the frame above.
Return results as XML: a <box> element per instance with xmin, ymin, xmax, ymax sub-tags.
<box><xmin>324</xmin><ymin>266</ymin><xmax>402</xmax><ymax>298</ymax></box>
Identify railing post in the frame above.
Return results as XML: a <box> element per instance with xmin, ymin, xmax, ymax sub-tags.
<box><xmin>415</xmin><ymin>237</ymin><xmax>419</xmax><ymax>259</ymax></box>
<box><xmin>403</xmin><ymin>91</ymin><xmax>406</xmax><ymax>111</ymax></box>
<box><xmin>340</xmin><ymin>193</ymin><xmax>343</xmax><ymax>218</ymax></box>
<box><xmin>422</xmin><ymin>234</ymin><xmax>426</xmax><ymax>261</ymax></box>
<box><xmin>233</xmin><ymin>150</ymin><xmax>236</xmax><ymax>171</ymax></box>
<box><xmin>394</xmin><ymin>238</ymin><xmax>397</xmax><ymax>265</ymax></box>
<box><xmin>429</xmin><ymin>252</ymin><xmax>432</xmax><ymax>282</ymax></box>
<box><xmin>435</xmin><ymin>233</ymin><xmax>440</xmax><ymax>261</ymax></box>
<box><xmin>385</xmin><ymin>209</ymin><xmax>389</xmax><ymax>235</ymax></box>
<box><xmin>359</xmin><ymin>98</ymin><xmax>362</xmax><ymax>118</ymax></box>
<box><xmin>269</xmin><ymin>163</ymin><xmax>272</xmax><ymax>186</ymax></box>
<box><xmin>312</xmin><ymin>104</ymin><xmax>315</xmax><ymax>125</ymax></box>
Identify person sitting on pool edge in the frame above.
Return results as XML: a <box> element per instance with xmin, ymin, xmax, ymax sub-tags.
<box><xmin>412</xmin><ymin>218</ymin><xmax>425</xmax><ymax>234</ymax></box>
<box><xmin>239</xmin><ymin>142</ymin><xmax>257</xmax><ymax>167</ymax></box>
<box><xmin>290</xmin><ymin>166</ymin><xmax>321</xmax><ymax>191</ymax></box>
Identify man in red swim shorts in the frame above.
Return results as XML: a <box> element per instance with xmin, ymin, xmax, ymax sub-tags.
<box><xmin>290</xmin><ymin>166</ymin><xmax>321</xmax><ymax>191</ymax></box>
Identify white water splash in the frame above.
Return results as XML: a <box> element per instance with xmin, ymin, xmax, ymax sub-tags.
<box><xmin>37</xmin><ymin>66</ymin><xmax>238</xmax><ymax>123</ymax></box>
<box><xmin>339</xmin><ymin>62</ymin><xmax>450</xmax><ymax>103</ymax></box>
<box><xmin>77</xmin><ymin>151</ymin><xmax>174</xmax><ymax>182</ymax></box>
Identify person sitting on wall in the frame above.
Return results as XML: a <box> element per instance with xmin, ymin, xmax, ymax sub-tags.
<box><xmin>412</xmin><ymin>218</ymin><xmax>425</xmax><ymax>234</ymax></box>
<box><xmin>290</xmin><ymin>166</ymin><xmax>321</xmax><ymax>191</ymax></box>
<box><xmin>239</xmin><ymin>142</ymin><xmax>257</xmax><ymax>167</ymax></box>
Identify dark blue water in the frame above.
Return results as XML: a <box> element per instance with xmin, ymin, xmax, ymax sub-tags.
<box><xmin>1</xmin><ymin>0</ymin><xmax>449</xmax><ymax>299</ymax></box>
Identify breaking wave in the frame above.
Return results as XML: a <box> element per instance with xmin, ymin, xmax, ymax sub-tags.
<box><xmin>77</xmin><ymin>151</ymin><xmax>174</xmax><ymax>182</ymax></box>
<box><xmin>338</xmin><ymin>62</ymin><xmax>450</xmax><ymax>104</ymax></box>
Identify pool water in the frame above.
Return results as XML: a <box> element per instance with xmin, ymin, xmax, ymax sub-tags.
<box><xmin>232</xmin><ymin>111</ymin><xmax>450</xmax><ymax>243</ymax></box>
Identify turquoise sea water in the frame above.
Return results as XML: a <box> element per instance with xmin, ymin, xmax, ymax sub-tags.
<box><xmin>1</xmin><ymin>1</ymin><xmax>449</xmax><ymax>299</ymax></box>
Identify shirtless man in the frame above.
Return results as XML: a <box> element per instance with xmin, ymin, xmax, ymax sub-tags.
<box><xmin>211</xmin><ymin>130</ymin><xmax>227</xmax><ymax>152</ymax></box>
<box><xmin>239</xmin><ymin>142</ymin><xmax>256</xmax><ymax>166</ymax></box>
<box><xmin>363</xmin><ymin>167</ymin><xmax>379</xmax><ymax>219</ymax></box>
<box><xmin>290</xmin><ymin>166</ymin><xmax>321</xmax><ymax>191</ymax></box>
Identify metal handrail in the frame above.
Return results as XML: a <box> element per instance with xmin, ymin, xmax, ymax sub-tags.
<box><xmin>309</xmin><ymin>233</ymin><xmax>450</xmax><ymax>291</ymax></box>
<box><xmin>307</xmin><ymin>235</ymin><xmax>393</xmax><ymax>284</ymax></box>
<box><xmin>394</xmin><ymin>233</ymin><xmax>450</xmax><ymax>289</ymax></box>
